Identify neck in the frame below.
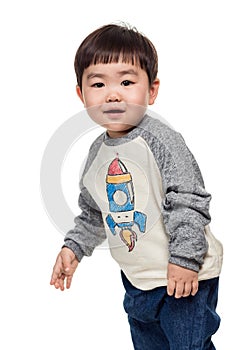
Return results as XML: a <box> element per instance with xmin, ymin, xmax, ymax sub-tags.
<box><xmin>107</xmin><ymin>126</ymin><xmax>136</xmax><ymax>139</ymax></box>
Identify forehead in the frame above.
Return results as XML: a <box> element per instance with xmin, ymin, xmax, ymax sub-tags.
<box><xmin>83</xmin><ymin>61</ymin><xmax>147</xmax><ymax>79</ymax></box>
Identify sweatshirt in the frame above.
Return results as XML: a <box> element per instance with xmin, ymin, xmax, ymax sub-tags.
<box><xmin>64</xmin><ymin>114</ymin><xmax>223</xmax><ymax>290</ymax></box>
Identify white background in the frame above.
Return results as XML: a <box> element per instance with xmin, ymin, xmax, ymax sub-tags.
<box><xmin>1</xmin><ymin>0</ymin><xmax>232</xmax><ymax>349</ymax></box>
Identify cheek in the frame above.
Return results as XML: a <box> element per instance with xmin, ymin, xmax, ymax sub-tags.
<box><xmin>83</xmin><ymin>96</ymin><xmax>94</xmax><ymax>109</ymax></box>
<box><xmin>130</xmin><ymin>85</ymin><xmax>150</xmax><ymax>104</ymax></box>
<box><xmin>84</xmin><ymin>91</ymin><xmax>104</xmax><ymax>108</ymax></box>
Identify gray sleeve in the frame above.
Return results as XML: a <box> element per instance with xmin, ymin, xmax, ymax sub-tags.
<box><xmin>64</xmin><ymin>187</ymin><xmax>106</xmax><ymax>262</ymax></box>
<box><xmin>63</xmin><ymin>133</ymin><xmax>106</xmax><ymax>262</ymax></box>
<box><xmin>144</xmin><ymin>119</ymin><xmax>210</xmax><ymax>271</ymax></box>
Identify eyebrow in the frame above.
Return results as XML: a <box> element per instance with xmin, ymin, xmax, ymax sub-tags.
<box><xmin>118</xmin><ymin>69</ymin><xmax>138</xmax><ymax>76</ymax></box>
<box><xmin>86</xmin><ymin>69</ymin><xmax>138</xmax><ymax>80</ymax></box>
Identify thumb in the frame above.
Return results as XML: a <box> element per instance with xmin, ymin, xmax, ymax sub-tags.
<box><xmin>61</xmin><ymin>250</ymin><xmax>73</xmax><ymax>273</ymax></box>
<box><xmin>63</xmin><ymin>258</ymin><xmax>72</xmax><ymax>273</ymax></box>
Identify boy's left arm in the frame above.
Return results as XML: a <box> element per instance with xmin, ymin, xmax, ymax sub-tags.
<box><xmin>158</xmin><ymin>131</ymin><xmax>211</xmax><ymax>297</ymax></box>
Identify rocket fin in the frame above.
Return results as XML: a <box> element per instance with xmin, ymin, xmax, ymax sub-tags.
<box><xmin>134</xmin><ymin>211</ymin><xmax>147</xmax><ymax>233</ymax></box>
<box><xmin>106</xmin><ymin>214</ymin><xmax>117</xmax><ymax>235</ymax></box>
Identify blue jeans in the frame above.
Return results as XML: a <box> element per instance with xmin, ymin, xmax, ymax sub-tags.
<box><xmin>121</xmin><ymin>272</ymin><xmax>220</xmax><ymax>350</ymax></box>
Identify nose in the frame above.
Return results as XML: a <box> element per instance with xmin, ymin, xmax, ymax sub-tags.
<box><xmin>107</xmin><ymin>95</ymin><xmax>121</xmax><ymax>103</ymax></box>
<box><xmin>106</xmin><ymin>89</ymin><xmax>121</xmax><ymax>103</ymax></box>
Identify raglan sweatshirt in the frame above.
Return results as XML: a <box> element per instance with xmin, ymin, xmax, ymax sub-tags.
<box><xmin>64</xmin><ymin>114</ymin><xmax>223</xmax><ymax>290</ymax></box>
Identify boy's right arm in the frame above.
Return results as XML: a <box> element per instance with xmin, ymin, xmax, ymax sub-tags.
<box><xmin>50</xmin><ymin>138</ymin><xmax>106</xmax><ymax>290</ymax></box>
<box><xmin>50</xmin><ymin>247</ymin><xmax>79</xmax><ymax>291</ymax></box>
<box><xmin>50</xmin><ymin>186</ymin><xmax>106</xmax><ymax>290</ymax></box>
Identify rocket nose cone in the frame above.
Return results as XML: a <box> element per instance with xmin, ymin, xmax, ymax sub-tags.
<box><xmin>108</xmin><ymin>157</ymin><xmax>128</xmax><ymax>175</ymax></box>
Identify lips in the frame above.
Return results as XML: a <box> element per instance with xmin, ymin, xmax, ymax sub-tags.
<box><xmin>102</xmin><ymin>102</ymin><xmax>126</xmax><ymax>114</ymax></box>
<box><xmin>104</xmin><ymin>109</ymin><xmax>125</xmax><ymax>114</ymax></box>
<box><xmin>103</xmin><ymin>108</ymin><xmax>126</xmax><ymax>120</ymax></box>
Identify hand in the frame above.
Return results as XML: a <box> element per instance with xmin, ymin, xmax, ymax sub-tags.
<box><xmin>167</xmin><ymin>263</ymin><xmax>198</xmax><ymax>298</ymax></box>
<box><xmin>50</xmin><ymin>247</ymin><xmax>79</xmax><ymax>291</ymax></box>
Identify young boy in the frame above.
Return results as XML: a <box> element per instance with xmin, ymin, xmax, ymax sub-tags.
<box><xmin>50</xmin><ymin>23</ymin><xmax>223</xmax><ymax>349</ymax></box>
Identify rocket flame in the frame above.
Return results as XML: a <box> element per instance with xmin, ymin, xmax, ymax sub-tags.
<box><xmin>119</xmin><ymin>228</ymin><xmax>137</xmax><ymax>252</ymax></box>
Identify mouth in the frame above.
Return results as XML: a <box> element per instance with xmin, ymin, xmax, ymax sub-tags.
<box><xmin>103</xmin><ymin>109</ymin><xmax>125</xmax><ymax>119</ymax></box>
<box><xmin>103</xmin><ymin>109</ymin><xmax>125</xmax><ymax>114</ymax></box>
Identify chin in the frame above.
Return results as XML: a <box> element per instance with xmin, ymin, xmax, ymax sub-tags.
<box><xmin>105</xmin><ymin>123</ymin><xmax>133</xmax><ymax>132</ymax></box>
<box><xmin>105</xmin><ymin>124</ymin><xmax>135</xmax><ymax>138</ymax></box>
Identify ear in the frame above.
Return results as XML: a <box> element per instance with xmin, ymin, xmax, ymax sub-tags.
<box><xmin>76</xmin><ymin>85</ymin><xmax>84</xmax><ymax>103</ymax></box>
<box><xmin>148</xmin><ymin>79</ymin><xmax>160</xmax><ymax>105</ymax></box>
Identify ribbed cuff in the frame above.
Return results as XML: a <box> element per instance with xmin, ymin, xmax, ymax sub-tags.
<box><xmin>169</xmin><ymin>256</ymin><xmax>200</xmax><ymax>272</ymax></box>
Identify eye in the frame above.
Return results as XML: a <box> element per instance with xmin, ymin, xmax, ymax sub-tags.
<box><xmin>121</xmin><ymin>80</ymin><xmax>134</xmax><ymax>86</ymax></box>
<box><xmin>91</xmin><ymin>82</ymin><xmax>104</xmax><ymax>88</ymax></box>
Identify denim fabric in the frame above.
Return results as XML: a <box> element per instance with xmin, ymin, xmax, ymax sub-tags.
<box><xmin>121</xmin><ymin>272</ymin><xmax>220</xmax><ymax>350</ymax></box>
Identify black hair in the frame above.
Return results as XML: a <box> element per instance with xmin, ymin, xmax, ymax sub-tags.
<box><xmin>74</xmin><ymin>23</ymin><xmax>158</xmax><ymax>91</ymax></box>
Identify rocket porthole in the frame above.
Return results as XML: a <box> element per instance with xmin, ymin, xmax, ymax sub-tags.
<box><xmin>113</xmin><ymin>190</ymin><xmax>128</xmax><ymax>205</ymax></box>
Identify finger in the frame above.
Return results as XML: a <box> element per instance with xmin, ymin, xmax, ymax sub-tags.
<box><xmin>54</xmin><ymin>281</ymin><xmax>60</xmax><ymax>289</ymax></box>
<box><xmin>55</xmin><ymin>282</ymin><xmax>64</xmax><ymax>291</ymax></box>
<box><xmin>59</xmin><ymin>276</ymin><xmax>65</xmax><ymax>291</ymax></box>
<box><xmin>50</xmin><ymin>269</ymin><xmax>61</xmax><ymax>285</ymax></box>
<box><xmin>182</xmin><ymin>282</ymin><xmax>192</xmax><ymax>297</ymax></box>
<box><xmin>50</xmin><ymin>256</ymin><xmax>63</xmax><ymax>284</ymax></box>
<box><xmin>167</xmin><ymin>279</ymin><xmax>176</xmax><ymax>296</ymax></box>
<box><xmin>174</xmin><ymin>281</ymin><xmax>184</xmax><ymax>299</ymax></box>
<box><xmin>66</xmin><ymin>275</ymin><xmax>73</xmax><ymax>289</ymax></box>
<box><xmin>54</xmin><ymin>276</ymin><xmax>65</xmax><ymax>291</ymax></box>
<box><xmin>191</xmin><ymin>280</ymin><xmax>199</xmax><ymax>296</ymax></box>
<box><xmin>54</xmin><ymin>278</ymin><xmax>61</xmax><ymax>290</ymax></box>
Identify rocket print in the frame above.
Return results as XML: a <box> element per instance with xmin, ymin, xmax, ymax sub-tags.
<box><xmin>105</xmin><ymin>155</ymin><xmax>147</xmax><ymax>252</ymax></box>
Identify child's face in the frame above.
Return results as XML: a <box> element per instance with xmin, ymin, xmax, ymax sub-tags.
<box><xmin>76</xmin><ymin>61</ymin><xmax>159</xmax><ymax>138</ymax></box>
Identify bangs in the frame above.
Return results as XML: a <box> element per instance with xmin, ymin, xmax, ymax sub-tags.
<box><xmin>86</xmin><ymin>32</ymin><xmax>141</xmax><ymax>67</ymax></box>
<box><xmin>91</xmin><ymin>47</ymin><xmax>138</xmax><ymax>66</ymax></box>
